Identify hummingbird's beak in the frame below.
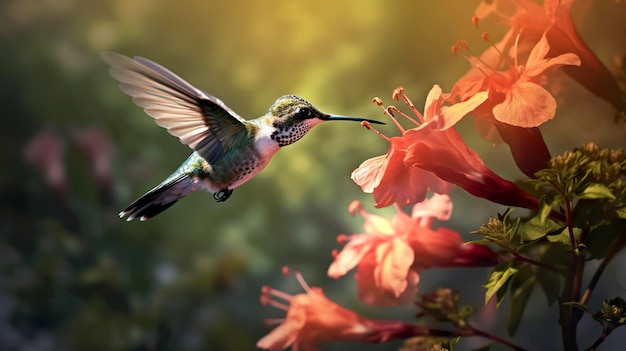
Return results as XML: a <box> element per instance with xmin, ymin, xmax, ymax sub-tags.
<box><xmin>325</xmin><ymin>114</ymin><xmax>385</xmax><ymax>125</ymax></box>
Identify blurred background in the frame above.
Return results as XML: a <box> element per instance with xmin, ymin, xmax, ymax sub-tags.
<box><xmin>1</xmin><ymin>0</ymin><xmax>625</xmax><ymax>350</ymax></box>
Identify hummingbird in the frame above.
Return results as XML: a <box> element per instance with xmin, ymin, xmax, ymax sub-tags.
<box><xmin>102</xmin><ymin>52</ymin><xmax>383</xmax><ymax>221</ymax></box>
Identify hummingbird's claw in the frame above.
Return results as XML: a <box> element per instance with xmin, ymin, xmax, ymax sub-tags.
<box><xmin>214</xmin><ymin>188</ymin><xmax>233</xmax><ymax>202</ymax></box>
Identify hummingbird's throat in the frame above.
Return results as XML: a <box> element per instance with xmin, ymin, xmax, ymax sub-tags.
<box><xmin>270</xmin><ymin>119</ymin><xmax>321</xmax><ymax>147</ymax></box>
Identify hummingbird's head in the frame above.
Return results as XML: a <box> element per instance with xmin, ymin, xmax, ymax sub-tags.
<box><xmin>267</xmin><ymin>95</ymin><xmax>384</xmax><ymax>147</ymax></box>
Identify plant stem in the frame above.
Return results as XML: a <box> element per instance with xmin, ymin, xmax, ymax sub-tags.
<box><xmin>586</xmin><ymin>327</ymin><xmax>614</xmax><ymax>351</ymax></box>
<box><xmin>469</xmin><ymin>324</ymin><xmax>528</xmax><ymax>351</ymax></box>
<box><xmin>580</xmin><ymin>233</ymin><xmax>626</xmax><ymax>306</ymax></box>
<box><xmin>563</xmin><ymin>199</ymin><xmax>578</xmax><ymax>254</ymax></box>
<box><xmin>504</xmin><ymin>247</ymin><xmax>563</xmax><ymax>275</ymax></box>
<box><xmin>560</xmin><ymin>252</ymin><xmax>585</xmax><ymax>351</ymax></box>
<box><xmin>368</xmin><ymin>322</ymin><xmax>528</xmax><ymax>351</ymax></box>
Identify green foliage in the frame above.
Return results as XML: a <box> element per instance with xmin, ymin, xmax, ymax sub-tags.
<box><xmin>400</xmin><ymin>336</ymin><xmax>456</xmax><ymax>351</ymax></box>
<box><xmin>417</xmin><ymin>288</ymin><xmax>474</xmax><ymax>327</ymax></box>
<box><xmin>473</xmin><ymin>143</ymin><xmax>626</xmax><ymax>339</ymax></box>
<box><xmin>596</xmin><ymin>297</ymin><xmax>626</xmax><ymax>328</ymax></box>
<box><xmin>4</xmin><ymin>0</ymin><xmax>626</xmax><ymax>348</ymax></box>
<box><xmin>483</xmin><ymin>261</ymin><xmax>519</xmax><ymax>308</ymax></box>
<box><xmin>471</xmin><ymin>208</ymin><xmax>520</xmax><ymax>246</ymax></box>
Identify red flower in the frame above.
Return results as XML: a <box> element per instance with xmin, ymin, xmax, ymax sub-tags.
<box><xmin>355</xmin><ymin>85</ymin><xmax>539</xmax><ymax>209</ymax></box>
<box><xmin>328</xmin><ymin>197</ymin><xmax>498</xmax><ymax>307</ymax></box>
<box><xmin>24</xmin><ymin>130</ymin><xmax>66</xmax><ymax>193</ymax></box>
<box><xmin>74</xmin><ymin>128</ymin><xmax>115</xmax><ymax>190</ymax></box>
<box><xmin>448</xmin><ymin>32</ymin><xmax>579</xmax><ymax>177</ymax></box>
<box><xmin>352</xmin><ymin>85</ymin><xmax>485</xmax><ymax>208</ymax></box>
<box><xmin>257</xmin><ymin>269</ymin><xmax>426</xmax><ymax>350</ymax></box>
<box><xmin>351</xmin><ymin>138</ymin><xmax>452</xmax><ymax>208</ymax></box>
<box><xmin>474</xmin><ymin>0</ymin><xmax>626</xmax><ymax>114</ymax></box>
<box><xmin>402</xmin><ymin>123</ymin><xmax>540</xmax><ymax>210</ymax></box>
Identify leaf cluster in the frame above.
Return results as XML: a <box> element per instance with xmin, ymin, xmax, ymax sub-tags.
<box><xmin>473</xmin><ymin>144</ymin><xmax>626</xmax><ymax>338</ymax></box>
<box><xmin>416</xmin><ymin>288</ymin><xmax>474</xmax><ymax>328</ymax></box>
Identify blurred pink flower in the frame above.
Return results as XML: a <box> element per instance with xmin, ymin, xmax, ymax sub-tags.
<box><xmin>74</xmin><ymin>127</ymin><xmax>115</xmax><ymax>190</ymax></box>
<box><xmin>328</xmin><ymin>197</ymin><xmax>498</xmax><ymax>307</ymax></box>
<box><xmin>474</xmin><ymin>0</ymin><xmax>626</xmax><ymax>113</ymax></box>
<box><xmin>257</xmin><ymin>270</ymin><xmax>420</xmax><ymax>351</ymax></box>
<box><xmin>24</xmin><ymin>130</ymin><xmax>66</xmax><ymax>193</ymax></box>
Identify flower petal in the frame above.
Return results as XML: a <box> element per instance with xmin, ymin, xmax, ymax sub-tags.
<box><xmin>358</xmin><ymin>251</ymin><xmax>419</xmax><ymax>307</ymax></box>
<box><xmin>524</xmin><ymin>52</ymin><xmax>581</xmax><ymax>78</ymax></box>
<box><xmin>374</xmin><ymin>238</ymin><xmax>415</xmax><ymax>298</ymax></box>
<box><xmin>423</xmin><ymin>84</ymin><xmax>443</xmax><ymax>122</ymax></box>
<box><xmin>328</xmin><ymin>235</ymin><xmax>375</xmax><ymax>278</ymax></box>
<box><xmin>525</xmin><ymin>33</ymin><xmax>550</xmax><ymax>69</ymax></box>
<box><xmin>492</xmin><ymin>81</ymin><xmax>556</xmax><ymax>127</ymax></box>
<box><xmin>438</xmin><ymin>91</ymin><xmax>489</xmax><ymax>129</ymax></box>
<box><xmin>351</xmin><ymin>155</ymin><xmax>386</xmax><ymax>193</ymax></box>
<box><xmin>257</xmin><ymin>313</ymin><xmax>304</xmax><ymax>350</ymax></box>
<box><xmin>410</xmin><ymin>194</ymin><xmax>453</xmax><ymax>222</ymax></box>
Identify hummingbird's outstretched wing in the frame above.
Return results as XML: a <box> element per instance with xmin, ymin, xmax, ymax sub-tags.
<box><xmin>102</xmin><ymin>52</ymin><xmax>248</xmax><ymax>164</ymax></box>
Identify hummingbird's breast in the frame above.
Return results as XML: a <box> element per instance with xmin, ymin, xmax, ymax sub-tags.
<box><xmin>196</xmin><ymin>123</ymin><xmax>281</xmax><ymax>191</ymax></box>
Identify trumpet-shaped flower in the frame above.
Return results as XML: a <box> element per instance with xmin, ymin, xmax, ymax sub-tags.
<box><xmin>355</xmin><ymin>85</ymin><xmax>540</xmax><ymax>209</ymax></box>
<box><xmin>474</xmin><ymin>0</ymin><xmax>626</xmax><ymax>114</ymax></box>
<box><xmin>352</xmin><ymin>85</ymin><xmax>486</xmax><ymax>208</ymax></box>
<box><xmin>258</xmin><ymin>270</ymin><xmax>430</xmax><ymax>350</ymax></box>
<box><xmin>328</xmin><ymin>197</ymin><xmax>498</xmax><ymax>307</ymax></box>
<box><xmin>450</xmin><ymin>33</ymin><xmax>580</xmax><ymax>128</ymax></box>
<box><xmin>448</xmin><ymin>32</ymin><xmax>579</xmax><ymax>176</ymax></box>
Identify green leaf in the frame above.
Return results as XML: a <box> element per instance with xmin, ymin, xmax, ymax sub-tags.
<box><xmin>536</xmin><ymin>269</ymin><xmax>561</xmax><ymax>306</ymax></box>
<box><xmin>539</xmin><ymin>195</ymin><xmax>563</xmax><ymax>223</ymax></box>
<box><xmin>585</xmin><ymin>220</ymin><xmax>626</xmax><ymax>259</ymax></box>
<box><xmin>596</xmin><ymin>297</ymin><xmax>626</xmax><ymax>326</ymax></box>
<box><xmin>576</xmin><ymin>183</ymin><xmax>616</xmax><ymax>200</ymax></box>
<box><xmin>546</xmin><ymin>226</ymin><xmax>581</xmax><ymax>246</ymax></box>
<box><xmin>520</xmin><ymin>215</ymin><xmax>563</xmax><ymax>243</ymax></box>
<box><xmin>615</xmin><ymin>207</ymin><xmax>626</xmax><ymax>219</ymax></box>
<box><xmin>448</xmin><ymin>336</ymin><xmax>461</xmax><ymax>351</ymax></box>
<box><xmin>483</xmin><ymin>261</ymin><xmax>519</xmax><ymax>307</ymax></box>
<box><xmin>508</xmin><ymin>268</ymin><xmax>535</xmax><ymax>336</ymax></box>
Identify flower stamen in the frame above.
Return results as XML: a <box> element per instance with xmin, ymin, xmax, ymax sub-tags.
<box><xmin>361</xmin><ymin>121</ymin><xmax>391</xmax><ymax>142</ymax></box>
<box><xmin>261</xmin><ymin>285</ymin><xmax>294</xmax><ymax>307</ymax></box>
<box><xmin>294</xmin><ymin>269</ymin><xmax>315</xmax><ymax>295</ymax></box>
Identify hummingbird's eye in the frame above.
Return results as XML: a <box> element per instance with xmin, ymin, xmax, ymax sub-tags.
<box><xmin>295</xmin><ymin>107</ymin><xmax>314</xmax><ymax>119</ymax></box>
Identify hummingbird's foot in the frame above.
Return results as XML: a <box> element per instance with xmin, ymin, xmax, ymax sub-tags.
<box><xmin>213</xmin><ymin>188</ymin><xmax>233</xmax><ymax>202</ymax></box>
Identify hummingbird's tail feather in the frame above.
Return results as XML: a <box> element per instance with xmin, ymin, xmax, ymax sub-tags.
<box><xmin>120</xmin><ymin>174</ymin><xmax>198</xmax><ymax>221</ymax></box>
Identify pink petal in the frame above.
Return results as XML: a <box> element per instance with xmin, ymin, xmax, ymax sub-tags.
<box><xmin>410</xmin><ymin>194</ymin><xmax>453</xmax><ymax>222</ymax></box>
<box><xmin>492</xmin><ymin>81</ymin><xmax>556</xmax><ymax>127</ymax></box>
<box><xmin>410</xmin><ymin>227</ymin><xmax>464</xmax><ymax>269</ymax></box>
<box><xmin>351</xmin><ymin>155</ymin><xmax>385</xmax><ymax>193</ymax></box>
<box><xmin>526</xmin><ymin>33</ymin><xmax>550</xmax><ymax>69</ymax></box>
<box><xmin>256</xmin><ymin>316</ymin><xmax>303</xmax><ymax>350</ymax></box>
<box><xmin>327</xmin><ymin>235</ymin><xmax>374</xmax><ymax>278</ymax></box>
<box><xmin>423</xmin><ymin>85</ymin><xmax>443</xmax><ymax>122</ymax></box>
<box><xmin>363</xmin><ymin>214</ymin><xmax>395</xmax><ymax>236</ymax></box>
<box><xmin>438</xmin><ymin>91</ymin><xmax>489</xmax><ymax>129</ymax></box>
<box><xmin>524</xmin><ymin>52</ymin><xmax>581</xmax><ymax>78</ymax></box>
<box><xmin>374</xmin><ymin>238</ymin><xmax>415</xmax><ymax>298</ymax></box>
<box><xmin>357</xmin><ymin>251</ymin><xmax>419</xmax><ymax>307</ymax></box>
